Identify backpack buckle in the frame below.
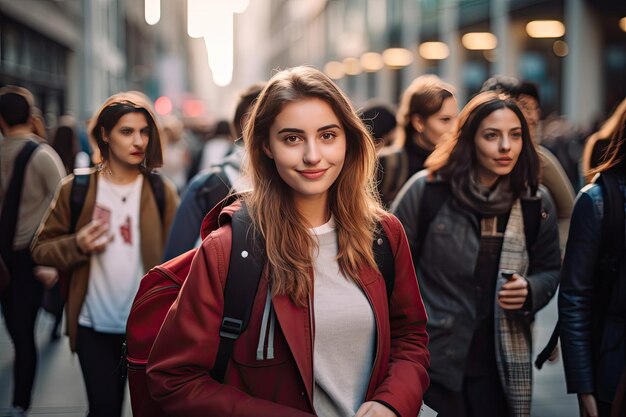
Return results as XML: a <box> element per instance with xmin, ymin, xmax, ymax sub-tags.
<box><xmin>220</xmin><ymin>317</ymin><xmax>243</xmax><ymax>339</ymax></box>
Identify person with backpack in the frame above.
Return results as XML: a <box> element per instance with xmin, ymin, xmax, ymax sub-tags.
<box><xmin>162</xmin><ymin>82</ymin><xmax>265</xmax><ymax>261</ymax></box>
<box><xmin>30</xmin><ymin>92</ymin><xmax>179</xmax><ymax>417</ymax></box>
<box><xmin>146</xmin><ymin>66</ymin><xmax>430</xmax><ymax>417</ymax></box>
<box><xmin>559</xmin><ymin>108</ymin><xmax>626</xmax><ymax>417</ymax></box>
<box><xmin>391</xmin><ymin>91</ymin><xmax>561</xmax><ymax>417</ymax></box>
<box><xmin>0</xmin><ymin>86</ymin><xmax>66</xmax><ymax>417</ymax></box>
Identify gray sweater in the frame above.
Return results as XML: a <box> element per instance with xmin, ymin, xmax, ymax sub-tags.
<box><xmin>0</xmin><ymin>134</ymin><xmax>65</xmax><ymax>250</ymax></box>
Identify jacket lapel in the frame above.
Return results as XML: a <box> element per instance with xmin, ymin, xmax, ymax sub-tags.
<box><xmin>271</xmin><ymin>293</ymin><xmax>314</xmax><ymax>406</ymax></box>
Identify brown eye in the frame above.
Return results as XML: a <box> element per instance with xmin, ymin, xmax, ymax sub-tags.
<box><xmin>284</xmin><ymin>135</ymin><xmax>301</xmax><ymax>144</ymax></box>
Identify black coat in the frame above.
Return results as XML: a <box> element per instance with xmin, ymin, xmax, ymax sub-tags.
<box><xmin>559</xmin><ymin>182</ymin><xmax>626</xmax><ymax>403</ymax></box>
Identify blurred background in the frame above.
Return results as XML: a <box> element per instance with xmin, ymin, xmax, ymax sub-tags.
<box><xmin>0</xmin><ymin>1</ymin><xmax>625</xmax><ymax>416</ymax></box>
<box><xmin>1</xmin><ymin>0</ymin><xmax>624</xmax><ymax>133</ymax></box>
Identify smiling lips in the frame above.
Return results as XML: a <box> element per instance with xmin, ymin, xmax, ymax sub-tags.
<box><xmin>298</xmin><ymin>169</ymin><xmax>328</xmax><ymax>179</ymax></box>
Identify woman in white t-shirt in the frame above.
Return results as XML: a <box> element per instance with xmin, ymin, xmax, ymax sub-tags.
<box><xmin>32</xmin><ymin>92</ymin><xmax>178</xmax><ymax>417</ymax></box>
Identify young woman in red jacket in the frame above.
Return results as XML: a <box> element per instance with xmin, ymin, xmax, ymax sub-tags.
<box><xmin>147</xmin><ymin>66</ymin><xmax>430</xmax><ymax>417</ymax></box>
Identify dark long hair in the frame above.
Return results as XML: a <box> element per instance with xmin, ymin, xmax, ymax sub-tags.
<box><xmin>426</xmin><ymin>91</ymin><xmax>540</xmax><ymax>197</ymax></box>
<box><xmin>52</xmin><ymin>124</ymin><xmax>78</xmax><ymax>174</ymax></box>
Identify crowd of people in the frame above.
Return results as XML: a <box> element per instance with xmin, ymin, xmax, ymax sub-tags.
<box><xmin>0</xmin><ymin>65</ymin><xmax>625</xmax><ymax>417</ymax></box>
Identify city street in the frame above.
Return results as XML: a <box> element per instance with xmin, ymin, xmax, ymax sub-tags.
<box><xmin>0</xmin><ymin>293</ymin><xmax>577</xmax><ymax>416</ymax></box>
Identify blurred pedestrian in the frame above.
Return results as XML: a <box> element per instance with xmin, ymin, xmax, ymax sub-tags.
<box><xmin>159</xmin><ymin>115</ymin><xmax>190</xmax><ymax>193</ymax></box>
<box><xmin>147</xmin><ymin>66</ymin><xmax>430</xmax><ymax>417</ymax></box>
<box><xmin>394</xmin><ymin>74</ymin><xmax>458</xmax><ymax>180</ymax></box>
<box><xmin>30</xmin><ymin>107</ymin><xmax>48</xmax><ymax>141</ymax></box>
<box><xmin>162</xmin><ymin>82</ymin><xmax>264</xmax><ymax>261</ymax></box>
<box><xmin>40</xmin><ymin>115</ymin><xmax>81</xmax><ymax>341</ymax></box>
<box><xmin>580</xmin><ymin>97</ymin><xmax>626</xmax><ymax>184</ymax></box>
<box><xmin>197</xmin><ymin>119</ymin><xmax>234</xmax><ymax>171</ymax></box>
<box><xmin>0</xmin><ymin>85</ymin><xmax>66</xmax><ymax>417</ymax></box>
<box><xmin>51</xmin><ymin>115</ymin><xmax>80</xmax><ymax>175</ymax></box>
<box><xmin>559</xmin><ymin>108</ymin><xmax>626</xmax><ymax>417</ymax></box>
<box><xmin>360</xmin><ymin>100</ymin><xmax>408</xmax><ymax>206</ymax></box>
<box><xmin>31</xmin><ymin>92</ymin><xmax>179</xmax><ymax>417</ymax></box>
<box><xmin>481</xmin><ymin>75</ymin><xmax>575</xmax><ymax>249</ymax></box>
<box><xmin>392</xmin><ymin>91</ymin><xmax>561</xmax><ymax>417</ymax></box>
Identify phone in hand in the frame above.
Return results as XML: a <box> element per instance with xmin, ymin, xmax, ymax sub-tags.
<box><xmin>501</xmin><ymin>269</ymin><xmax>516</xmax><ymax>281</ymax></box>
<box><xmin>92</xmin><ymin>204</ymin><xmax>111</xmax><ymax>245</ymax></box>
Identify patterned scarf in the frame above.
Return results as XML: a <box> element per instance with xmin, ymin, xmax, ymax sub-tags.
<box><xmin>451</xmin><ymin>173</ymin><xmax>514</xmax><ymax>217</ymax></box>
<box><xmin>495</xmin><ymin>199</ymin><xmax>533</xmax><ymax>417</ymax></box>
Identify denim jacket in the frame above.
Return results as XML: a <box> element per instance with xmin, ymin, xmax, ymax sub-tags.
<box><xmin>559</xmin><ymin>181</ymin><xmax>626</xmax><ymax>403</ymax></box>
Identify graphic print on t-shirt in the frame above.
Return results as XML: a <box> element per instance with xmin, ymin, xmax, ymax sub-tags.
<box><xmin>120</xmin><ymin>215</ymin><xmax>132</xmax><ymax>245</ymax></box>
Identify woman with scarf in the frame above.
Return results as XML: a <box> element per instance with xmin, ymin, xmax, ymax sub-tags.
<box><xmin>391</xmin><ymin>91</ymin><xmax>561</xmax><ymax>417</ymax></box>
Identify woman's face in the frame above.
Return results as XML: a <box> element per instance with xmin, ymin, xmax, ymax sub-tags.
<box><xmin>104</xmin><ymin>112</ymin><xmax>150</xmax><ymax>169</ymax></box>
<box><xmin>474</xmin><ymin>107</ymin><xmax>523</xmax><ymax>188</ymax></box>
<box><xmin>264</xmin><ymin>97</ymin><xmax>347</xmax><ymax>207</ymax></box>
<box><xmin>412</xmin><ymin>96</ymin><xmax>458</xmax><ymax>150</ymax></box>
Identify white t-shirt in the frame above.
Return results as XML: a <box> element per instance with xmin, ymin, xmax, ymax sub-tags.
<box><xmin>311</xmin><ymin>218</ymin><xmax>376</xmax><ymax>417</ymax></box>
<box><xmin>79</xmin><ymin>175</ymin><xmax>144</xmax><ymax>334</ymax></box>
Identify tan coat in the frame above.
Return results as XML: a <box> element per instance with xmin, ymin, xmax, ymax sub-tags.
<box><xmin>31</xmin><ymin>171</ymin><xmax>179</xmax><ymax>351</ymax></box>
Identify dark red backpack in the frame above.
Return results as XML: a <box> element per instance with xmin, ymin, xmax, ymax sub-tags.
<box><xmin>125</xmin><ymin>199</ymin><xmax>395</xmax><ymax>417</ymax></box>
<box><xmin>126</xmin><ymin>248</ymin><xmax>195</xmax><ymax>417</ymax></box>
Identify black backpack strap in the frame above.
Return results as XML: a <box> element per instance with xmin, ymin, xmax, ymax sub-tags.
<box><xmin>195</xmin><ymin>165</ymin><xmax>232</xmax><ymax>216</ymax></box>
<box><xmin>535</xmin><ymin>322</ymin><xmax>560</xmax><ymax>369</ymax></box>
<box><xmin>373</xmin><ymin>223</ymin><xmax>395</xmax><ymax>302</ymax></box>
<box><xmin>0</xmin><ymin>141</ymin><xmax>39</xmax><ymax>259</ymax></box>
<box><xmin>210</xmin><ymin>201</ymin><xmax>265</xmax><ymax>383</ymax></box>
<box><xmin>521</xmin><ymin>196</ymin><xmax>542</xmax><ymax>256</ymax></box>
<box><xmin>70</xmin><ymin>174</ymin><xmax>90</xmax><ymax>233</ymax></box>
<box><xmin>147</xmin><ymin>173</ymin><xmax>165</xmax><ymax>224</ymax></box>
<box><xmin>415</xmin><ymin>181</ymin><xmax>451</xmax><ymax>260</ymax></box>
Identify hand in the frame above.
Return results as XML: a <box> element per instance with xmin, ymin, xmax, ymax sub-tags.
<box><xmin>33</xmin><ymin>266</ymin><xmax>59</xmax><ymax>289</ymax></box>
<box><xmin>354</xmin><ymin>401</ymin><xmax>396</xmax><ymax>417</ymax></box>
<box><xmin>578</xmin><ymin>393</ymin><xmax>598</xmax><ymax>417</ymax></box>
<box><xmin>498</xmin><ymin>273</ymin><xmax>528</xmax><ymax>310</ymax></box>
<box><xmin>76</xmin><ymin>220</ymin><xmax>110</xmax><ymax>254</ymax></box>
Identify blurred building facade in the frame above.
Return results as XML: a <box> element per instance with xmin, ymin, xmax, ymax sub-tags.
<box><xmin>1</xmin><ymin>1</ymin><xmax>623</xmax><ymax>130</ymax></box>
<box><xmin>263</xmin><ymin>0</ymin><xmax>626</xmax><ymax>128</ymax></box>
<box><xmin>0</xmin><ymin>0</ymin><xmax>190</xmax><ymax>126</ymax></box>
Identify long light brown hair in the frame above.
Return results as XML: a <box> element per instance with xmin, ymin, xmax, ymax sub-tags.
<box><xmin>584</xmin><ymin>97</ymin><xmax>626</xmax><ymax>182</ymax></box>
<box><xmin>243</xmin><ymin>66</ymin><xmax>384</xmax><ymax>306</ymax></box>
<box><xmin>589</xmin><ymin>103</ymin><xmax>626</xmax><ymax>178</ymax></box>
<box><xmin>394</xmin><ymin>74</ymin><xmax>456</xmax><ymax>149</ymax></box>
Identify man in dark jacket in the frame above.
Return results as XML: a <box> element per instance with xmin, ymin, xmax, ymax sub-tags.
<box><xmin>162</xmin><ymin>83</ymin><xmax>264</xmax><ymax>261</ymax></box>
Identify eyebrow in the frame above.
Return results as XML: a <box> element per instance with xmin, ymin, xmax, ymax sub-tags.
<box><xmin>483</xmin><ymin>126</ymin><xmax>521</xmax><ymax>131</ymax></box>
<box><xmin>277</xmin><ymin>124</ymin><xmax>341</xmax><ymax>134</ymax></box>
<box><xmin>120</xmin><ymin>125</ymin><xmax>149</xmax><ymax>130</ymax></box>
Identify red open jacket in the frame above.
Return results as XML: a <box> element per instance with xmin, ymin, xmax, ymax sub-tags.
<box><xmin>146</xmin><ymin>202</ymin><xmax>429</xmax><ymax>417</ymax></box>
